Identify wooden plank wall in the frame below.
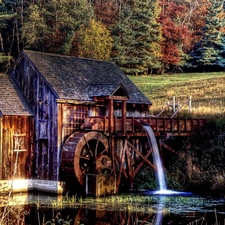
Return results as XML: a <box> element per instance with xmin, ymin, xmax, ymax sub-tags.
<box><xmin>12</xmin><ymin>57</ymin><xmax>59</xmax><ymax>181</ymax></box>
<box><xmin>0</xmin><ymin>116</ymin><xmax>34</xmax><ymax>180</ymax></box>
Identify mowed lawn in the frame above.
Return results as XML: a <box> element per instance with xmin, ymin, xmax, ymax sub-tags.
<box><xmin>128</xmin><ymin>72</ymin><xmax>225</xmax><ymax>119</ymax></box>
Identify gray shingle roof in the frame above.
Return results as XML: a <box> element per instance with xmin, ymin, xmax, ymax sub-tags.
<box><xmin>0</xmin><ymin>73</ymin><xmax>34</xmax><ymax>116</ymax></box>
<box><xmin>88</xmin><ymin>83</ymin><xmax>129</xmax><ymax>98</ymax></box>
<box><xmin>22</xmin><ymin>50</ymin><xmax>152</xmax><ymax>105</ymax></box>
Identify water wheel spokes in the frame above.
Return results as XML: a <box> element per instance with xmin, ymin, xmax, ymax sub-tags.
<box><xmin>76</xmin><ymin>147</ymin><xmax>108</xmax><ymax>180</ymax></box>
<box><xmin>73</xmin><ymin>131</ymin><xmax>109</xmax><ymax>185</ymax></box>
<box><xmin>83</xmin><ymin>135</ymin><xmax>94</xmax><ymax>158</ymax></box>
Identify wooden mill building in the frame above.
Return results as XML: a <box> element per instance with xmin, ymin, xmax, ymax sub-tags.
<box><xmin>0</xmin><ymin>50</ymin><xmax>206</xmax><ymax>195</ymax></box>
<box><xmin>0</xmin><ymin>50</ymin><xmax>154</xmax><ymax>195</ymax></box>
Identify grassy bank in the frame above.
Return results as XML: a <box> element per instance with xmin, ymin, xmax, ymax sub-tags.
<box><xmin>129</xmin><ymin>72</ymin><xmax>225</xmax><ymax>119</ymax></box>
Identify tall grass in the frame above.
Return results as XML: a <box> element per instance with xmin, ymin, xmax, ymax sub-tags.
<box><xmin>129</xmin><ymin>72</ymin><xmax>225</xmax><ymax>120</ymax></box>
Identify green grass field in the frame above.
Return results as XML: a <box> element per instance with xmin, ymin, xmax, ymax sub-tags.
<box><xmin>128</xmin><ymin>72</ymin><xmax>225</xmax><ymax>119</ymax></box>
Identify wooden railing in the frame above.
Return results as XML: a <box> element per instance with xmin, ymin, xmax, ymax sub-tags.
<box><xmin>82</xmin><ymin>116</ymin><xmax>207</xmax><ymax>136</ymax></box>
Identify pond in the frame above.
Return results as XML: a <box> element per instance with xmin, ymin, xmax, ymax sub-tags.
<box><xmin>1</xmin><ymin>191</ymin><xmax>225</xmax><ymax>225</ymax></box>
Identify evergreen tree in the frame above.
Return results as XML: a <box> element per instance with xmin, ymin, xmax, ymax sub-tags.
<box><xmin>190</xmin><ymin>0</ymin><xmax>225</xmax><ymax>71</ymax></box>
<box><xmin>111</xmin><ymin>0</ymin><xmax>162</xmax><ymax>75</ymax></box>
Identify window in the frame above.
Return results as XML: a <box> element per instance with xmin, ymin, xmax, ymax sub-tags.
<box><xmin>62</xmin><ymin>105</ymin><xmax>88</xmax><ymax>141</ymax></box>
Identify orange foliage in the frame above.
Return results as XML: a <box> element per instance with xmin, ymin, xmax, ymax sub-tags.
<box><xmin>159</xmin><ymin>0</ymin><xmax>210</xmax><ymax>68</ymax></box>
<box><xmin>93</xmin><ymin>0</ymin><xmax>119</xmax><ymax>26</ymax></box>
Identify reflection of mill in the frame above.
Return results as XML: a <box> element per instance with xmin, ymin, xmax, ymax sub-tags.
<box><xmin>74</xmin><ymin>208</ymin><xmax>165</xmax><ymax>225</ymax></box>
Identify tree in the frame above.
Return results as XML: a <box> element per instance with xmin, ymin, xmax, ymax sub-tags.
<box><xmin>190</xmin><ymin>0</ymin><xmax>225</xmax><ymax>71</ymax></box>
<box><xmin>111</xmin><ymin>0</ymin><xmax>162</xmax><ymax>75</ymax></box>
<box><xmin>22</xmin><ymin>0</ymin><xmax>95</xmax><ymax>54</ymax></box>
<box><xmin>22</xmin><ymin>4</ymin><xmax>49</xmax><ymax>51</ymax></box>
<box><xmin>159</xmin><ymin>0</ymin><xmax>194</xmax><ymax>73</ymax></box>
<box><xmin>0</xmin><ymin>0</ymin><xmax>15</xmax><ymax>70</ymax></box>
<box><xmin>47</xmin><ymin>0</ymin><xmax>95</xmax><ymax>55</ymax></box>
<box><xmin>78</xmin><ymin>19</ymin><xmax>113</xmax><ymax>60</ymax></box>
<box><xmin>93</xmin><ymin>0</ymin><xmax>119</xmax><ymax>27</ymax></box>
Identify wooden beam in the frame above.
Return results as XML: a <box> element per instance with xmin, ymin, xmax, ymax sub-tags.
<box><xmin>127</xmin><ymin>141</ymin><xmax>156</xmax><ymax>170</ymax></box>
<box><xmin>108</xmin><ymin>99</ymin><xmax>114</xmax><ymax>133</ymax></box>
<box><xmin>132</xmin><ymin>148</ymin><xmax>153</xmax><ymax>179</ymax></box>
<box><xmin>114</xmin><ymin>152</ymin><xmax>128</xmax><ymax>179</ymax></box>
<box><xmin>122</xmin><ymin>100</ymin><xmax>126</xmax><ymax>133</ymax></box>
<box><xmin>125</xmin><ymin>144</ymin><xmax>132</xmax><ymax>182</ymax></box>
<box><xmin>116</xmin><ymin>142</ymin><xmax>126</xmax><ymax>192</ymax></box>
<box><xmin>111</xmin><ymin>136</ymin><xmax>116</xmax><ymax>174</ymax></box>
<box><xmin>109</xmin><ymin>96</ymin><xmax>129</xmax><ymax>100</ymax></box>
<box><xmin>57</xmin><ymin>103</ymin><xmax>63</xmax><ymax>179</ymax></box>
<box><xmin>159</xmin><ymin>140</ymin><xmax>178</xmax><ymax>154</ymax></box>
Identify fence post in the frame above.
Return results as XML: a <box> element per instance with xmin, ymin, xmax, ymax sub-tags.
<box><xmin>188</xmin><ymin>96</ymin><xmax>192</xmax><ymax>112</ymax></box>
<box><xmin>172</xmin><ymin>96</ymin><xmax>176</xmax><ymax>112</ymax></box>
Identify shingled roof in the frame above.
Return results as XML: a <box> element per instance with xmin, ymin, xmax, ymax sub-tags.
<box><xmin>0</xmin><ymin>73</ymin><xmax>34</xmax><ymax>116</ymax></box>
<box><xmin>19</xmin><ymin>50</ymin><xmax>151</xmax><ymax>105</ymax></box>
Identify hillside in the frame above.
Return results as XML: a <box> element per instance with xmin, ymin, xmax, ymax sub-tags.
<box><xmin>129</xmin><ymin>72</ymin><xmax>225</xmax><ymax>119</ymax></box>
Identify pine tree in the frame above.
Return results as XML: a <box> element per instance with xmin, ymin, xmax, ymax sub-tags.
<box><xmin>111</xmin><ymin>0</ymin><xmax>162</xmax><ymax>75</ymax></box>
<box><xmin>190</xmin><ymin>0</ymin><xmax>225</xmax><ymax>71</ymax></box>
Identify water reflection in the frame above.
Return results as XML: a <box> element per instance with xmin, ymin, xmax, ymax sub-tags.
<box><xmin>154</xmin><ymin>197</ymin><xmax>165</xmax><ymax>225</ymax></box>
<box><xmin>1</xmin><ymin>192</ymin><xmax>225</xmax><ymax>225</ymax></box>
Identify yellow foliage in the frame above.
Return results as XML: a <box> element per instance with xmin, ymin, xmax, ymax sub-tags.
<box><xmin>78</xmin><ymin>19</ymin><xmax>113</xmax><ymax>61</ymax></box>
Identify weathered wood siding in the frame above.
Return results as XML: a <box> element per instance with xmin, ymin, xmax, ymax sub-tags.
<box><xmin>60</xmin><ymin>104</ymin><xmax>88</xmax><ymax>143</ymax></box>
<box><xmin>0</xmin><ymin>116</ymin><xmax>33</xmax><ymax>180</ymax></box>
<box><xmin>10</xmin><ymin>56</ymin><xmax>58</xmax><ymax>181</ymax></box>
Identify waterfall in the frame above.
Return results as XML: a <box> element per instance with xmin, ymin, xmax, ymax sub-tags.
<box><xmin>143</xmin><ymin>125</ymin><xmax>167</xmax><ymax>191</ymax></box>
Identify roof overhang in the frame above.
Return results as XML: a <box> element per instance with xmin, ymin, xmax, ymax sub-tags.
<box><xmin>89</xmin><ymin>83</ymin><xmax>130</xmax><ymax>101</ymax></box>
<box><xmin>56</xmin><ymin>99</ymin><xmax>96</xmax><ymax>105</ymax></box>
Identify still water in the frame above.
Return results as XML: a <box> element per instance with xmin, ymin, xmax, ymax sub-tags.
<box><xmin>1</xmin><ymin>191</ymin><xmax>225</xmax><ymax>225</ymax></box>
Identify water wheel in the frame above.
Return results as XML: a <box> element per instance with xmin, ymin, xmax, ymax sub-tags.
<box><xmin>61</xmin><ymin>131</ymin><xmax>111</xmax><ymax>186</ymax></box>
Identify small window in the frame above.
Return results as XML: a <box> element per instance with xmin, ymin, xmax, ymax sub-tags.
<box><xmin>13</xmin><ymin>134</ymin><xmax>26</xmax><ymax>152</ymax></box>
<box><xmin>63</xmin><ymin>105</ymin><xmax>88</xmax><ymax>141</ymax></box>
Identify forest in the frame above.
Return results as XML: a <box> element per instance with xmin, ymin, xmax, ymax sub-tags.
<box><xmin>0</xmin><ymin>0</ymin><xmax>224</xmax><ymax>74</ymax></box>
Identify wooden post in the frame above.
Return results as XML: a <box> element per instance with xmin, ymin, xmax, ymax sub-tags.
<box><xmin>111</xmin><ymin>136</ymin><xmax>116</xmax><ymax>174</ymax></box>
<box><xmin>116</xmin><ymin>140</ymin><xmax>126</xmax><ymax>192</ymax></box>
<box><xmin>172</xmin><ymin>96</ymin><xmax>176</xmax><ymax>112</ymax></box>
<box><xmin>189</xmin><ymin>96</ymin><xmax>192</xmax><ymax>112</ymax></box>
<box><xmin>108</xmin><ymin>99</ymin><xmax>114</xmax><ymax>133</ymax></box>
<box><xmin>122</xmin><ymin>100</ymin><xmax>126</xmax><ymax>133</ymax></box>
<box><xmin>57</xmin><ymin>103</ymin><xmax>63</xmax><ymax>180</ymax></box>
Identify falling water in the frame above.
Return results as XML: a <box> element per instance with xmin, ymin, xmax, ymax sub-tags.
<box><xmin>143</xmin><ymin>125</ymin><xmax>167</xmax><ymax>192</ymax></box>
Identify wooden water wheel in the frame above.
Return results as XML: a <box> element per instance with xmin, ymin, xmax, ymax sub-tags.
<box><xmin>61</xmin><ymin>131</ymin><xmax>111</xmax><ymax>186</ymax></box>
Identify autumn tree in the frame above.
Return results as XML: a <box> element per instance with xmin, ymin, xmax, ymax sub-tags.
<box><xmin>78</xmin><ymin>19</ymin><xmax>113</xmax><ymax>60</ymax></box>
<box><xmin>159</xmin><ymin>0</ymin><xmax>194</xmax><ymax>73</ymax></box>
<box><xmin>93</xmin><ymin>0</ymin><xmax>119</xmax><ymax>27</ymax></box>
